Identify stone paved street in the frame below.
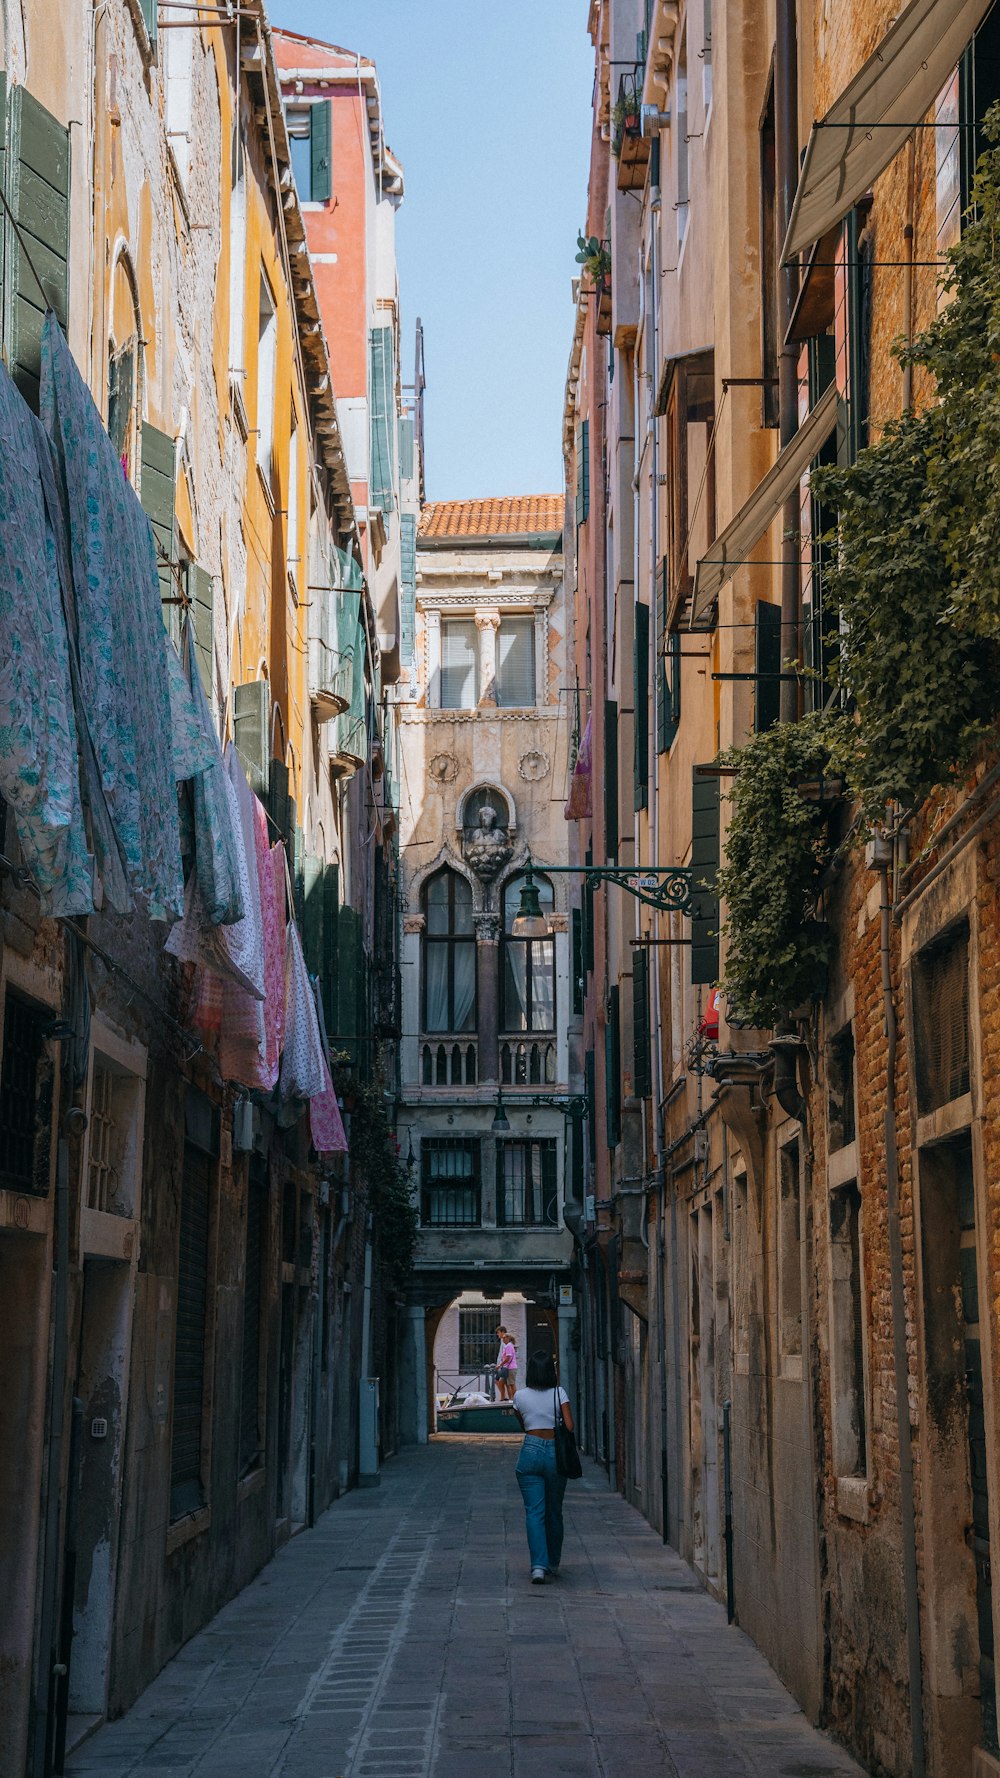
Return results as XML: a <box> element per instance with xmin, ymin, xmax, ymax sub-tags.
<box><xmin>66</xmin><ymin>1439</ymin><xmax>867</xmax><ymax>1778</ymax></box>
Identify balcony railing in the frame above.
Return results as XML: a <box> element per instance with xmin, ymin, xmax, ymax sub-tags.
<box><xmin>421</xmin><ymin>1038</ymin><xmax>478</xmax><ymax>1087</ymax></box>
<box><xmin>615</xmin><ymin>68</ymin><xmax>650</xmax><ymax>192</ymax></box>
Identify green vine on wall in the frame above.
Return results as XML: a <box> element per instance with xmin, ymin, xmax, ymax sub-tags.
<box><xmin>346</xmin><ymin>1078</ymin><xmax>418</xmax><ymax>1293</ymax></box>
<box><xmin>718</xmin><ymin>114</ymin><xmax>1000</xmax><ymax>1025</ymax></box>
<box><xmin>717</xmin><ymin>712</ymin><xmax>853</xmax><ymax>1029</ymax></box>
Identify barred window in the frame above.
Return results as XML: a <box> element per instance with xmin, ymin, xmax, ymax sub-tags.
<box><xmin>421</xmin><ymin>1138</ymin><xmax>481</xmax><ymax>1227</ymax></box>
<box><xmin>497</xmin><ymin>1139</ymin><xmax>558</xmax><ymax>1228</ymax></box>
<box><xmin>459</xmin><ymin>1307</ymin><xmax>497</xmax><ymax>1373</ymax></box>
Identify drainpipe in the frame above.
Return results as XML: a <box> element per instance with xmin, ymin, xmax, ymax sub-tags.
<box><xmin>878</xmin><ymin>862</ymin><xmax>926</xmax><ymax>1777</ymax></box>
<box><xmin>775</xmin><ymin>0</ymin><xmax>800</xmax><ymax>724</ymax></box>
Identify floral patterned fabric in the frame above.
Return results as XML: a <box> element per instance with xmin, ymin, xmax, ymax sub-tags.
<box><xmin>180</xmin><ymin>622</ymin><xmax>244</xmax><ymax>926</ymax></box>
<box><xmin>0</xmin><ymin>360</ymin><xmax>92</xmax><ymax>912</ymax></box>
<box><xmin>40</xmin><ymin>313</ymin><xmax>209</xmax><ymax>920</ymax></box>
<box><xmin>279</xmin><ymin>918</ymin><xmax>328</xmax><ymax>1103</ymax></box>
<box><xmin>309</xmin><ymin>974</ymin><xmax>347</xmax><ymax>1155</ymax></box>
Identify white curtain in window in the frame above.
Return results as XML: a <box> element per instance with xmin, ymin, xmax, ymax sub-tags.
<box><xmin>530</xmin><ymin>941</ymin><xmax>555</xmax><ymax>1029</ymax></box>
<box><xmin>452</xmin><ymin>943</ymin><xmax>476</xmax><ymax>1032</ymax></box>
<box><xmin>425</xmin><ymin>945</ymin><xmax>450</xmax><ymax>1032</ymax></box>
<box><xmin>441</xmin><ymin>620</ymin><xmax>478</xmax><ymax>708</ymax></box>
<box><xmin>504</xmin><ymin>947</ymin><xmax>528</xmax><ymax>1031</ymax></box>
<box><xmin>497</xmin><ymin>616</ymin><xmax>535</xmax><ymax>707</ymax></box>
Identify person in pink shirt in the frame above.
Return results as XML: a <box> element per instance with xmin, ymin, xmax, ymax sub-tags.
<box><xmin>495</xmin><ymin>1327</ymin><xmax>517</xmax><ymax>1401</ymax></box>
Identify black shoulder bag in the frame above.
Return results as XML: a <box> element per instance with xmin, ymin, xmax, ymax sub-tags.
<box><xmin>553</xmin><ymin>1387</ymin><xmax>582</xmax><ymax>1479</ymax></box>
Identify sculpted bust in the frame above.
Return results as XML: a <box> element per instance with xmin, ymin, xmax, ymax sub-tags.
<box><xmin>463</xmin><ymin>804</ymin><xmax>513</xmax><ymax>883</ymax></box>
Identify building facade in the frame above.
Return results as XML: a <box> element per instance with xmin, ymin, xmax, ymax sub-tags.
<box><xmin>567</xmin><ymin>1</ymin><xmax>1000</xmax><ymax>1774</ymax></box>
<box><xmin>394</xmin><ymin>497</ymin><xmax>583</xmax><ymax>1444</ymax></box>
<box><xmin>0</xmin><ymin>5</ymin><xmax>405</xmax><ymax>1773</ymax></box>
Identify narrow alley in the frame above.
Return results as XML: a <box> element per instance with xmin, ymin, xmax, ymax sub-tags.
<box><xmin>66</xmin><ymin>1439</ymin><xmax>864</xmax><ymax>1778</ymax></box>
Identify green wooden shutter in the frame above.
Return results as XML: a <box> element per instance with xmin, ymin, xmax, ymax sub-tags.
<box><xmin>2</xmin><ymin>82</ymin><xmax>71</xmax><ymax>409</ymax></box>
<box><xmin>572</xmin><ymin>908</ymin><xmax>584</xmax><ymax>1015</ymax></box>
<box><xmin>603</xmin><ymin>699</ymin><xmax>619</xmax><ymax>859</ymax></box>
<box><xmin>584</xmin><ymin>847</ymin><xmax>595</xmax><ymax>974</ymax></box>
<box><xmin>605</xmin><ymin>985</ymin><xmax>622</xmax><ymax>1149</ymax></box>
<box><xmin>754</xmin><ymin>601</ymin><xmax>781</xmax><ymax>733</ymax></box>
<box><xmin>267</xmin><ymin>757</ymin><xmax>290</xmax><ymax>841</ymax></box>
<box><xmin>585</xmin><ymin>1048</ymin><xmax>597</xmax><ymax>1164</ymax></box>
<box><xmin>633</xmin><ymin>601</ymin><xmax>649</xmax><ymax>811</ymax></box>
<box><xmin>581</xmin><ymin>417</ymin><xmax>590</xmax><ymax>522</ymax></box>
<box><xmin>309</xmin><ymin>99</ymin><xmax>332</xmax><ymax>202</ymax></box>
<box><xmin>302</xmin><ymin>853</ymin><xmax>324</xmax><ymax>976</ymax></box>
<box><xmin>232</xmin><ymin>679</ymin><xmax>269</xmax><ymax>794</ymax></box>
<box><xmin>690</xmin><ymin>769</ymin><xmax>720</xmax><ymax>985</ymax></box>
<box><xmin>399</xmin><ymin>413</ymin><xmax>415</xmax><ymax>480</ymax></box>
<box><xmin>188</xmin><ymin>565</ymin><xmax>215</xmax><ymax>701</ymax></box>
<box><xmin>632</xmin><ymin>949</ymin><xmax>652</xmax><ymax>1099</ymax></box>
<box><xmin>575</xmin><ymin>425</ymin><xmax>584</xmax><ymax>527</ymax></box>
<box><xmin>322</xmin><ymin>863</ymin><xmax>339</xmax><ymax>1034</ymax></box>
<box><xmin>140</xmin><ymin>0</ymin><xmax>158</xmax><ymax>48</ymax></box>
<box><xmin>337</xmin><ymin>905</ymin><xmax>362</xmax><ymax>1048</ymax></box>
<box><xmin>141</xmin><ymin>422</ymin><xmax>176</xmax><ymax>608</ymax></box>
<box><xmin>400</xmin><ymin>511</ymin><xmax>417</xmax><ymax>665</ymax></box>
<box><xmin>368</xmin><ymin>325</ymin><xmax>394</xmax><ymax>519</ymax></box>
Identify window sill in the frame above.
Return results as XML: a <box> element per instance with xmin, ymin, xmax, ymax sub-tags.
<box><xmin>257</xmin><ymin>460</ymin><xmax>276</xmax><ymax>515</ymax></box>
<box><xmin>166</xmin><ymin>1504</ymin><xmax>211</xmax><ymax>1554</ymax></box>
<box><xmin>237</xmin><ymin>1466</ymin><xmax>266</xmax><ymax>1504</ymax></box>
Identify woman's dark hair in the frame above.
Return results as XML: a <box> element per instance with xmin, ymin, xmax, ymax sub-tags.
<box><xmin>525</xmin><ymin>1349</ymin><xmax>557</xmax><ymax>1390</ymax></box>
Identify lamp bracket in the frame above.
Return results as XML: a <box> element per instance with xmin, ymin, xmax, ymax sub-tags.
<box><xmin>542</xmin><ymin>863</ymin><xmax>698</xmax><ymax>917</ymax></box>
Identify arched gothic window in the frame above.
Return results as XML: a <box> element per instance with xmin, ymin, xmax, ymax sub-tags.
<box><xmin>422</xmin><ymin>869</ymin><xmax>476</xmax><ymax>1034</ymax></box>
<box><xmin>501</xmin><ymin>872</ymin><xmax>555</xmax><ymax>1032</ymax></box>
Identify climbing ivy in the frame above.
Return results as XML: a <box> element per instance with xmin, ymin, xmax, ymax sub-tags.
<box><xmin>347</xmin><ymin>1078</ymin><xmax>418</xmax><ymax>1293</ymax></box>
<box><xmin>716</xmin><ymin>712</ymin><xmax>854</xmax><ymax>1029</ymax></box>
<box><xmin>812</xmin><ymin>105</ymin><xmax>1000</xmax><ymax>819</ymax></box>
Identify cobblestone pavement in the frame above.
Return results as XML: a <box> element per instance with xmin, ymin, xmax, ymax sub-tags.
<box><xmin>67</xmin><ymin>1438</ymin><xmax>867</xmax><ymax>1778</ymax></box>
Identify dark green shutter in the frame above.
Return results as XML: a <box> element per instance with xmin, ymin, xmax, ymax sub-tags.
<box><xmin>141</xmin><ymin>422</ymin><xmax>176</xmax><ymax>608</ymax></box>
<box><xmin>575</xmin><ymin>425</ymin><xmax>584</xmax><ymax>526</ymax></box>
<box><xmin>2</xmin><ymin>82</ymin><xmax>71</xmax><ymax>409</ymax></box>
<box><xmin>233</xmin><ymin>679</ymin><xmax>270</xmax><ymax>794</ymax></box>
<box><xmin>322</xmin><ymin>863</ymin><xmax>340</xmax><ymax>1033</ymax></box>
<box><xmin>581</xmin><ymin>417</ymin><xmax>590</xmax><ymax>522</ymax></box>
<box><xmin>633</xmin><ymin>602</ymin><xmax>649</xmax><ymax>810</ymax></box>
<box><xmin>267</xmin><ymin>757</ymin><xmax>291</xmax><ymax>842</ymax></box>
<box><xmin>399</xmin><ymin>414</ymin><xmax>415</xmax><ymax>479</ymax></box>
<box><xmin>337</xmin><ymin>905</ymin><xmax>362</xmax><ymax>1044</ymax></box>
<box><xmin>584</xmin><ymin>847</ymin><xmax>595</xmax><ymax>974</ymax></box>
<box><xmin>605</xmin><ymin>985</ymin><xmax>622</xmax><ymax>1149</ymax></box>
<box><xmin>690</xmin><ymin>769</ymin><xmax>720</xmax><ymax>985</ymax></box>
<box><xmin>603</xmin><ymin>699</ymin><xmax>618</xmax><ymax>859</ymax></box>
<box><xmin>140</xmin><ymin>0</ymin><xmax>158</xmax><ymax>46</ymax></box>
<box><xmin>309</xmin><ymin>99</ymin><xmax>332</xmax><ymax>202</ymax></box>
<box><xmin>572</xmin><ymin>909</ymin><xmax>584</xmax><ymax>1015</ymax></box>
<box><xmin>657</xmin><ymin>558</ymin><xmax>679</xmax><ymax>754</ymax></box>
<box><xmin>302</xmin><ymin>853</ymin><xmax>324</xmax><ymax>975</ymax></box>
<box><xmin>754</xmin><ymin>601</ymin><xmax>781</xmax><ymax>733</ymax></box>
<box><xmin>188</xmin><ymin>565</ymin><xmax>214</xmax><ymax>700</ymax></box>
<box><xmin>585</xmin><ymin>1048</ymin><xmax>597</xmax><ymax>1164</ymax></box>
<box><xmin>632</xmin><ymin>949</ymin><xmax>652</xmax><ymax>1099</ymax></box>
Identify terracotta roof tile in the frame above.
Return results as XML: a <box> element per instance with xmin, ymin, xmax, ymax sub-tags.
<box><xmin>419</xmin><ymin>495</ymin><xmax>563</xmax><ymax>540</ymax></box>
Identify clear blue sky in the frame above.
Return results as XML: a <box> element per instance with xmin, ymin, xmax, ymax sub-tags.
<box><xmin>270</xmin><ymin>2</ymin><xmax>594</xmax><ymax>503</ymax></box>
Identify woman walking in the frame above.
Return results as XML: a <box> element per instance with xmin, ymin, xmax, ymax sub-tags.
<box><xmin>512</xmin><ymin>1349</ymin><xmax>573</xmax><ymax>1583</ymax></box>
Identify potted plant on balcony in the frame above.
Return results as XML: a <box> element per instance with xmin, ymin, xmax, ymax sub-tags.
<box><xmin>575</xmin><ymin>232</ymin><xmax>611</xmax><ymax>287</ymax></box>
<box><xmin>611</xmin><ymin>92</ymin><xmax>641</xmax><ymax>156</ymax></box>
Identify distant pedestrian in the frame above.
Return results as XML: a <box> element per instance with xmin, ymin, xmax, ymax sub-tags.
<box><xmin>512</xmin><ymin>1350</ymin><xmax>573</xmax><ymax>1583</ymax></box>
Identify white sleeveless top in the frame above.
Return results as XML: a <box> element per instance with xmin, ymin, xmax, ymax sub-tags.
<box><xmin>513</xmin><ymin>1385</ymin><xmax>568</xmax><ymax>1431</ymax></box>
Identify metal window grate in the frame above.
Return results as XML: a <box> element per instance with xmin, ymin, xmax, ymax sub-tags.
<box><xmin>420</xmin><ymin>1138</ymin><xmax>481</xmax><ymax>1227</ymax></box>
<box><xmin>497</xmin><ymin>1139</ymin><xmax>559</xmax><ymax>1228</ymax></box>
<box><xmin>87</xmin><ymin>1062</ymin><xmax>120</xmax><ymax>1213</ymax></box>
<box><xmin>459</xmin><ymin>1307</ymin><xmax>498</xmax><ymax>1373</ymax></box>
<box><xmin>0</xmin><ymin>993</ymin><xmax>48</xmax><ymax>1195</ymax></box>
<box><xmin>912</xmin><ymin>921</ymin><xmax>971</xmax><ymax>1115</ymax></box>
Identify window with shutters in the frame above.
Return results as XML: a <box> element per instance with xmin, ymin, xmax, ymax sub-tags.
<box><xmin>239</xmin><ymin>1164</ymin><xmax>267</xmax><ymax>1477</ymax></box>
<box><xmin>422</xmin><ymin>869</ymin><xmax>476</xmax><ymax>1035</ymax></box>
<box><xmin>186</xmin><ymin>567</ymin><xmax>215</xmax><ymax>702</ymax></box>
<box><xmin>911</xmin><ymin>920</ymin><xmax>972</xmax><ymax>1115</ymax></box>
<box><xmin>287</xmin><ymin>409</ymin><xmax>300</xmax><ymax>591</ymax></box>
<box><xmin>0</xmin><ymin>80</ymin><xmax>71</xmax><ymax>409</ymax></box>
<box><xmin>604</xmin><ymin>700</ymin><xmax>619</xmax><ymax>858</ymax></box>
<box><xmin>0</xmin><ymin>991</ymin><xmax>53</xmax><ymax>1196</ymax></box>
<box><xmin>575</xmin><ymin>418</ymin><xmax>590</xmax><ymax>525</ymax></box>
<box><xmin>421</xmin><ymin>1138</ymin><xmax>481</xmax><ymax>1227</ymax></box>
<box><xmin>229</xmin><ymin>154</ymin><xmax>247</xmax><ymax>380</ymax></box>
<box><xmin>108</xmin><ymin>340</ymin><xmax>137</xmax><ymax>479</ymax></box>
<box><xmin>690</xmin><ymin>769</ymin><xmax>720</xmax><ymax>985</ymax></box>
<box><xmin>284</xmin><ymin>100</ymin><xmax>332</xmax><ymax>204</ymax></box>
<box><xmin>256</xmin><ymin>272</ymin><xmax>277</xmax><ymax>487</ymax></box>
<box><xmin>233</xmin><ymin>678</ymin><xmax>270</xmax><ymax>794</ymax></box>
<box><xmin>497</xmin><ymin>1140</ymin><xmax>559</xmax><ymax>1227</ymax></box>
<box><xmin>759</xmin><ymin>78</ymin><xmax>779</xmax><ymax>430</ymax></box>
<box><xmin>502</xmin><ymin>874</ymin><xmax>555</xmax><ymax>1033</ymax></box>
<box><xmin>140</xmin><ymin>422</ymin><xmax>176</xmax><ymax>616</ymax></box>
<box><xmin>170</xmin><ymin>1105</ymin><xmax>217</xmax><ymax>1521</ymax></box>
<box><xmin>632</xmin><ymin>949</ymin><xmax>652</xmax><ymax>1099</ymax></box>
<box><xmin>369</xmin><ymin>325</ymin><xmax>395</xmax><ymax>523</ymax></box>
<box><xmin>754</xmin><ymin>602</ymin><xmax>781</xmax><ymax>733</ymax></box>
<box><xmin>496</xmin><ymin>617</ymin><xmax>536</xmax><ymax>707</ymax></box>
<box><xmin>634</xmin><ymin>602</ymin><xmax>649</xmax><ymax>807</ymax></box>
<box><xmin>440</xmin><ymin>619</ymin><xmax>479</xmax><ymax>708</ymax></box>
<box><xmin>572</xmin><ymin>908</ymin><xmax>584</xmax><ymax>1016</ymax></box>
<box><xmin>85</xmin><ymin>1055</ymin><xmax>142</xmax><ymax>1217</ymax></box>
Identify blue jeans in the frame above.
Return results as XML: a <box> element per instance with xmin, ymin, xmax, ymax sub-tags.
<box><xmin>515</xmin><ymin>1436</ymin><xmax>567</xmax><ymax>1571</ymax></box>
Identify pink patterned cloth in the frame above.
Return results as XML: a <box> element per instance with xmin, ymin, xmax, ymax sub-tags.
<box><xmin>309</xmin><ymin>1052</ymin><xmax>348</xmax><ymax>1155</ymax></box>
<box><xmin>279</xmin><ymin>919</ymin><xmax>327</xmax><ymax>1101</ymax></box>
<box><xmin>564</xmin><ymin>711</ymin><xmax>592</xmax><ymax>820</ymax></box>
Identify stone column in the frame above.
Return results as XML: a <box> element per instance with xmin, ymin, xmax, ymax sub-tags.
<box><xmin>558</xmin><ymin>1300</ymin><xmax>578</xmax><ymax>1411</ymax></box>
<box><xmin>399</xmin><ymin>1305</ymin><xmax>428</xmax><ymax>1445</ymax></box>
<box><xmin>474</xmin><ymin>910</ymin><xmax>501</xmax><ymax>1084</ymax></box>
<box><xmin>476</xmin><ymin>610</ymin><xmax>500</xmax><ymax>706</ymax></box>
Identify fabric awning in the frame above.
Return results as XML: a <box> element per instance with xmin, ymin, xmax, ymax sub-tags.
<box><xmin>782</xmin><ymin>0</ymin><xmax>993</xmax><ymax>264</ymax></box>
<box><xmin>690</xmin><ymin>382</ymin><xmax>839</xmax><ymax>626</ymax></box>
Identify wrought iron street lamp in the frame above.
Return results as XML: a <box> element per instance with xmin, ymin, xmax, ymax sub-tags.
<box><xmin>514</xmin><ymin>853</ymin><xmax>697</xmax><ymax>922</ymax></box>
